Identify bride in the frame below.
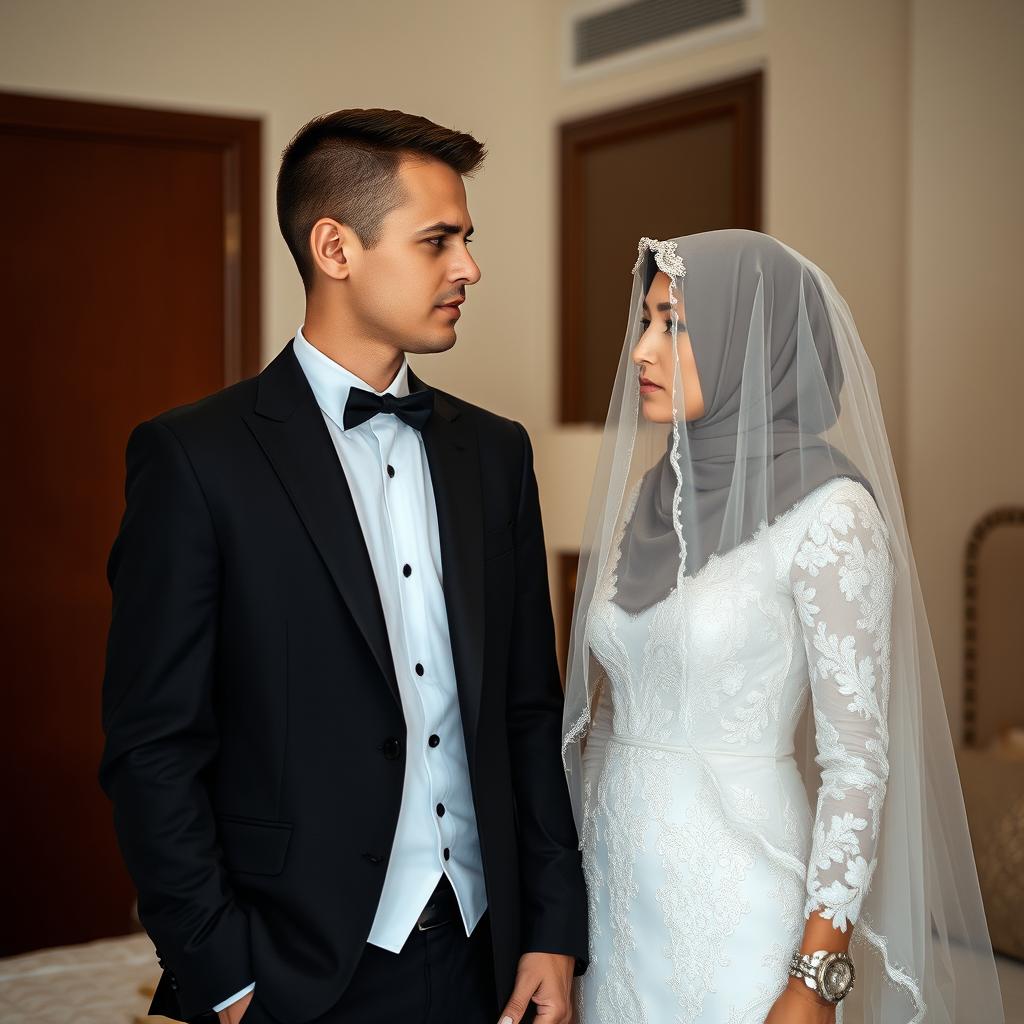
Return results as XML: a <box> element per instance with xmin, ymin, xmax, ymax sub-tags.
<box><xmin>562</xmin><ymin>230</ymin><xmax>1003</xmax><ymax>1023</ymax></box>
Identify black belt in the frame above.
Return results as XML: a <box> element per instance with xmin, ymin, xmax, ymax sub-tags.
<box><xmin>416</xmin><ymin>875</ymin><xmax>459</xmax><ymax>932</ymax></box>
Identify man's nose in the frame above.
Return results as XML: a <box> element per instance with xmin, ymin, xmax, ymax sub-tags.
<box><xmin>455</xmin><ymin>251</ymin><xmax>481</xmax><ymax>285</ymax></box>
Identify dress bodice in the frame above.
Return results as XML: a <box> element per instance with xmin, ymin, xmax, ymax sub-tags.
<box><xmin>587</xmin><ymin>491</ymin><xmax>815</xmax><ymax>760</ymax></box>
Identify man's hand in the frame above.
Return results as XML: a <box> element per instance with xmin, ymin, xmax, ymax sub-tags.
<box><xmin>217</xmin><ymin>990</ymin><xmax>253</xmax><ymax>1024</ymax></box>
<box><xmin>764</xmin><ymin>978</ymin><xmax>836</xmax><ymax>1024</ymax></box>
<box><xmin>497</xmin><ymin>951</ymin><xmax>574</xmax><ymax>1024</ymax></box>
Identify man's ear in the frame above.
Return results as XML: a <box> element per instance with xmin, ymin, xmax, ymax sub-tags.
<box><xmin>310</xmin><ymin>218</ymin><xmax>358</xmax><ymax>282</ymax></box>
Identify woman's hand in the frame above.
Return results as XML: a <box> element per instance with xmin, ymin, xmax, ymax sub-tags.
<box><xmin>764</xmin><ymin>977</ymin><xmax>836</xmax><ymax>1023</ymax></box>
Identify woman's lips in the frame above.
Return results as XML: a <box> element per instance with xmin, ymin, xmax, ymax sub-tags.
<box><xmin>639</xmin><ymin>378</ymin><xmax>661</xmax><ymax>394</ymax></box>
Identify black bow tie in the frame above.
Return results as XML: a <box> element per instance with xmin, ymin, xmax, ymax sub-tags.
<box><xmin>343</xmin><ymin>386</ymin><xmax>434</xmax><ymax>432</ymax></box>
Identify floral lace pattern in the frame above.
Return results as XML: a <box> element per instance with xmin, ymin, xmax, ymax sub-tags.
<box><xmin>576</xmin><ymin>478</ymin><xmax>896</xmax><ymax>1022</ymax></box>
<box><xmin>791</xmin><ymin>485</ymin><xmax>894</xmax><ymax>931</ymax></box>
<box><xmin>654</xmin><ymin>769</ymin><xmax>756</xmax><ymax>1020</ymax></box>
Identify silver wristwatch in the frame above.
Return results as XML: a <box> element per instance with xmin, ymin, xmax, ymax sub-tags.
<box><xmin>788</xmin><ymin>949</ymin><xmax>855</xmax><ymax>1004</ymax></box>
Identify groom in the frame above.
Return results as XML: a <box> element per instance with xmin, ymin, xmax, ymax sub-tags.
<box><xmin>99</xmin><ymin>108</ymin><xmax>587</xmax><ymax>1024</ymax></box>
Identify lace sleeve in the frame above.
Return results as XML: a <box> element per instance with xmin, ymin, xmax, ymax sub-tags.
<box><xmin>789</xmin><ymin>482</ymin><xmax>895</xmax><ymax>932</ymax></box>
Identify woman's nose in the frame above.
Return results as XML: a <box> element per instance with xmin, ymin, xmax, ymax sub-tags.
<box><xmin>632</xmin><ymin>330</ymin><xmax>652</xmax><ymax>364</ymax></box>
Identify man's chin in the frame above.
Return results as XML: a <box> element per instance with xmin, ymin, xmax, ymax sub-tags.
<box><xmin>406</xmin><ymin>331</ymin><xmax>458</xmax><ymax>355</ymax></box>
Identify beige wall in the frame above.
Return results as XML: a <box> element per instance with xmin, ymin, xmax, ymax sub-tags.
<box><xmin>2</xmin><ymin>0</ymin><xmax>1019</xmax><ymax>719</ymax></box>
<box><xmin>905</xmin><ymin>0</ymin><xmax>1024</xmax><ymax>727</ymax></box>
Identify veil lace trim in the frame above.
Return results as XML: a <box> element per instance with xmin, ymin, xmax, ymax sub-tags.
<box><xmin>633</xmin><ymin>236</ymin><xmax>687</xmax><ymax>278</ymax></box>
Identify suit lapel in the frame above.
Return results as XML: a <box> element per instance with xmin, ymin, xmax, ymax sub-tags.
<box><xmin>243</xmin><ymin>342</ymin><xmax>400</xmax><ymax>704</ymax></box>
<box><xmin>410</xmin><ymin>369</ymin><xmax>486</xmax><ymax>760</ymax></box>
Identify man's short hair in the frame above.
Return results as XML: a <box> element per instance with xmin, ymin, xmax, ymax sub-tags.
<box><xmin>277</xmin><ymin>108</ymin><xmax>486</xmax><ymax>288</ymax></box>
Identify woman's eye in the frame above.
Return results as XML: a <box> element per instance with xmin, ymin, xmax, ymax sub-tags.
<box><xmin>640</xmin><ymin>318</ymin><xmax>651</xmax><ymax>330</ymax></box>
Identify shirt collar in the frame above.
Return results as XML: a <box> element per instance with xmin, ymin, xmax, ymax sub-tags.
<box><xmin>292</xmin><ymin>325</ymin><xmax>410</xmax><ymax>432</ymax></box>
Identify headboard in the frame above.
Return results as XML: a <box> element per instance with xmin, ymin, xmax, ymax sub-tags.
<box><xmin>957</xmin><ymin>506</ymin><xmax>1024</xmax><ymax>961</ymax></box>
<box><xmin>962</xmin><ymin>506</ymin><xmax>1024</xmax><ymax>746</ymax></box>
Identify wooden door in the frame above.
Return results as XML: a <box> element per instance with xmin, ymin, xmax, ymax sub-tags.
<box><xmin>560</xmin><ymin>73</ymin><xmax>762</xmax><ymax>423</ymax></box>
<box><xmin>0</xmin><ymin>93</ymin><xmax>260</xmax><ymax>955</ymax></box>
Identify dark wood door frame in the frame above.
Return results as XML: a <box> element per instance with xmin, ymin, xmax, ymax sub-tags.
<box><xmin>559</xmin><ymin>72</ymin><xmax>762</xmax><ymax>423</ymax></box>
<box><xmin>0</xmin><ymin>91</ymin><xmax>261</xmax><ymax>381</ymax></box>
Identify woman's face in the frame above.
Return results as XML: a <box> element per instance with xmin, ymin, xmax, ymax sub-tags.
<box><xmin>631</xmin><ymin>271</ymin><xmax>705</xmax><ymax>423</ymax></box>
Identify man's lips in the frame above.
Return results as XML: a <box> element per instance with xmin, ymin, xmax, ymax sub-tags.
<box><xmin>437</xmin><ymin>298</ymin><xmax>464</xmax><ymax>319</ymax></box>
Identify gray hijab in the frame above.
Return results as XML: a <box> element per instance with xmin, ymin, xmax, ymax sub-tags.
<box><xmin>613</xmin><ymin>230</ymin><xmax>870</xmax><ymax>613</ymax></box>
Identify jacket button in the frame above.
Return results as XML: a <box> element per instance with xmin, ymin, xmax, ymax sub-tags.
<box><xmin>381</xmin><ymin>738</ymin><xmax>402</xmax><ymax>760</ymax></box>
<box><xmin>362</xmin><ymin>852</ymin><xmax>385</xmax><ymax>865</ymax></box>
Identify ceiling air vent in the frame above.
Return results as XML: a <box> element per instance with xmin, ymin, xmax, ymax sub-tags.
<box><xmin>567</xmin><ymin>0</ymin><xmax>761</xmax><ymax>77</ymax></box>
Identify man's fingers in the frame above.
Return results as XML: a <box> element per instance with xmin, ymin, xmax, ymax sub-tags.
<box><xmin>497</xmin><ymin>971</ymin><xmax>539</xmax><ymax>1024</ymax></box>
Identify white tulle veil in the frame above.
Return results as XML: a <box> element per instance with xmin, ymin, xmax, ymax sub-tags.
<box><xmin>561</xmin><ymin>229</ymin><xmax>1003</xmax><ymax>1022</ymax></box>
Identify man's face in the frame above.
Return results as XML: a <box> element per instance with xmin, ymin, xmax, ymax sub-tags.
<box><xmin>346</xmin><ymin>157</ymin><xmax>481</xmax><ymax>354</ymax></box>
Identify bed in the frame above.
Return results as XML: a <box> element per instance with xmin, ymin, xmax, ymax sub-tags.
<box><xmin>0</xmin><ymin>931</ymin><xmax>161</xmax><ymax>1023</ymax></box>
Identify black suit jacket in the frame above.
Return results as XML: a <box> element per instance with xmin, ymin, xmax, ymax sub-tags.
<box><xmin>98</xmin><ymin>341</ymin><xmax>588</xmax><ymax>1023</ymax></box>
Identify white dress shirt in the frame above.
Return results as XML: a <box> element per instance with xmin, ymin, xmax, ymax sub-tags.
<box><xmin>214</xmin><ymin>329</ymin><xmax>486</xmax><ymax>1012</ymax></box>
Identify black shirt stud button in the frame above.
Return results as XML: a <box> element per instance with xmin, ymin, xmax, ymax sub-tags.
<box><xmin>381</xmin><ymin>738</ymin><xmax>402</xmax><ymax>760</ymax></box>
<box><xmin>415</xmin><ymin>663</ymin><xmax>424</xmax><ymax>676</ymax></box>
<box><xmin>402</xmin><ymin>563</ymin><xmax>412</xmax><ymax>577</ymax></box>
<box><xmin>443</xmin><ymin>847</ymin><xmax>451</xmax><ymax>861</ymax></box>
<box><xmin>428</xmin><ymin>734</ymin><xmax>440</xmax><ymax>748</ymax></box>
<box><xmin>387</xmin><ymin>464</ymin><xmax>395</xmax><ymax>478</ymax></box>
<box><xmin>436</xmin><ymin>803</ymin><xmax>445</xmax><ymax>817</ymax></box>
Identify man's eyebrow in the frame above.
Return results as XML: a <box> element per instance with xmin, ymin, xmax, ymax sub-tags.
<box><xmin>417</xmin><ymin>222</ymin><xmax>474</xmax><ymax>238</ymax></box>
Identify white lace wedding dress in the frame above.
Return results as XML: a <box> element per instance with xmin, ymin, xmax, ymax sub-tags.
<box><xmin>576</xmin><ymin>476</ymin><xmax>894</xmax><ymax>1024</ymax></box>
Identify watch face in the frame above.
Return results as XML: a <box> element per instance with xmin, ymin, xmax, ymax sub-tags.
<box><xmin>819</xmin><ymin>954</ymin><xmax>855</xmax><ymax>999</ymax></box>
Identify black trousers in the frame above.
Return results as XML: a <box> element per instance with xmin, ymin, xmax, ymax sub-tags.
<box><xmin>239</xmin><ymin>880</ymin><xmax>498</xmax><ymax>1024</ymax></box>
